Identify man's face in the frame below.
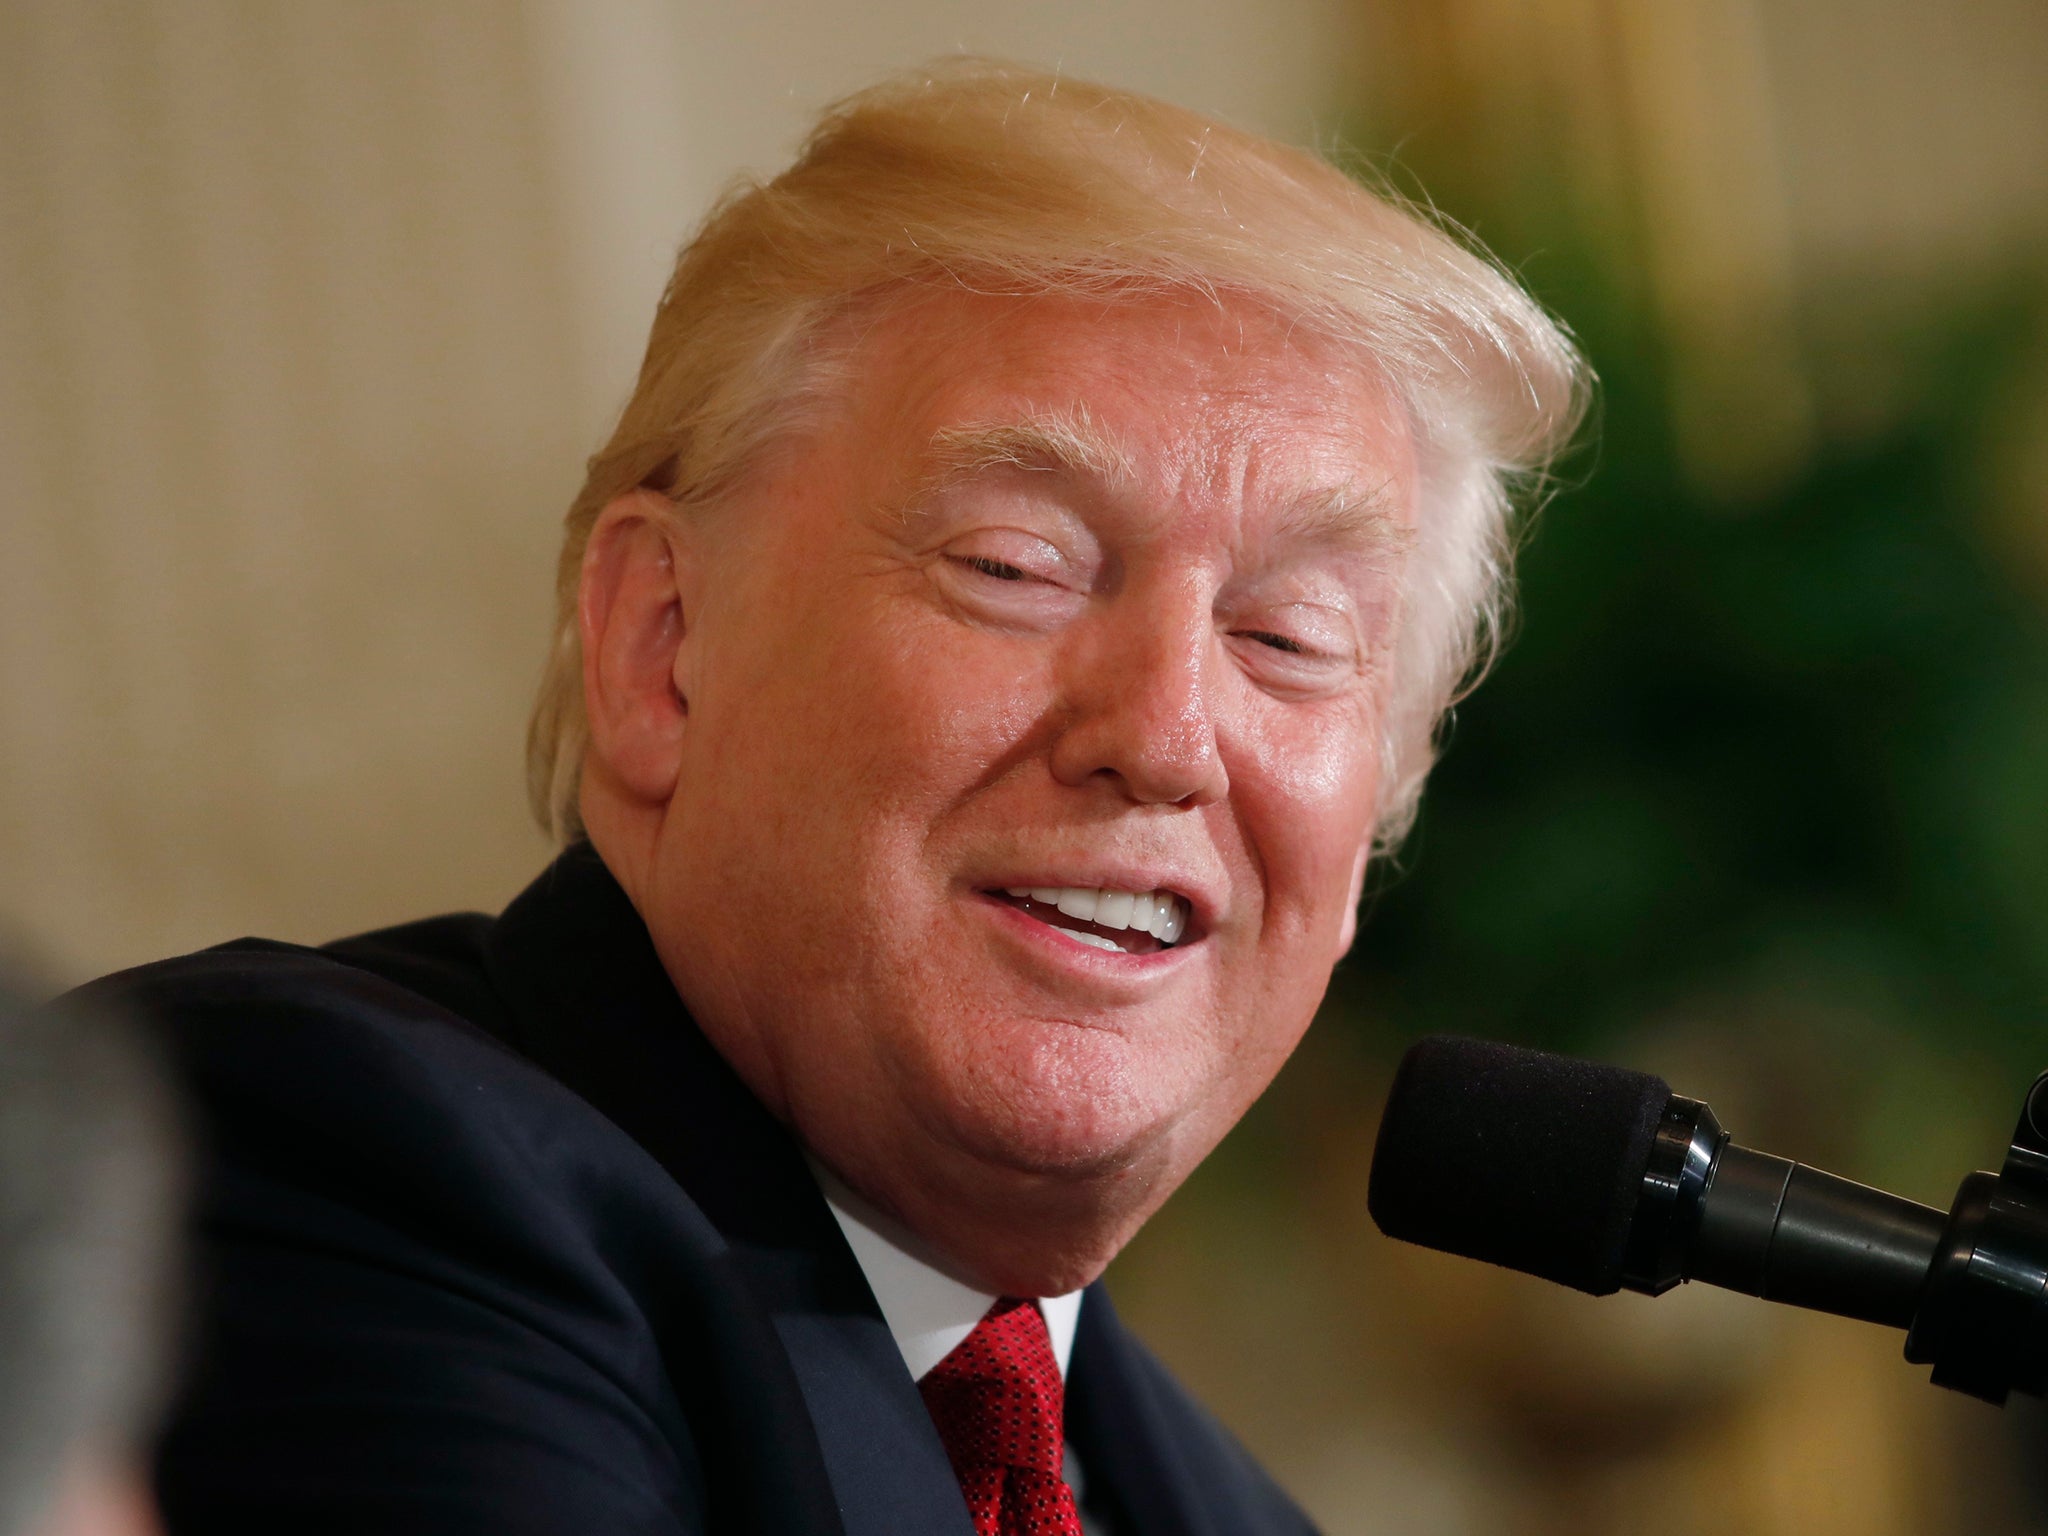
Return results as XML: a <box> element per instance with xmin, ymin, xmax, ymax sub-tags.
<box><xmin>639</xmin><ymin>288</ymin><xmax>1415</xmax><ymax>1284</ymax></box>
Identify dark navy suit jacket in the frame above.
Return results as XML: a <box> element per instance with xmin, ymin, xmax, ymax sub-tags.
<box><xmin>85</xmin><ymin>845</ymin><xmax>1318</xmax><ymax>1535</ymax></box>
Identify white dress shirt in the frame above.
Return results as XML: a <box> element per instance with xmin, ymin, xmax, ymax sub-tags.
<box><xmin>813</xmin><ymin>1163</ymin><xmax>1083</xmax><ymax>1379</ymax></box>
<box><xmin>812</xmin><ymin>1165</ymin><xmax>1106</xmax><ymax>1532</ymax></box>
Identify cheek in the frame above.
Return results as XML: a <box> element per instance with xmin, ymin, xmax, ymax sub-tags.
<box><xmin>1232</xmin><ymin>700</ymin><xmax>1381</xmax><ymax>936</ymax></box>
<box><xmin>702</xmin><ymin>595</ymin><xmax>1055</xmax><ymax>899</ymax></box>
<box><xmin>821</xmin><ymin>609</ymin><xmax>1052</xmax><ymax>816</ymax></box>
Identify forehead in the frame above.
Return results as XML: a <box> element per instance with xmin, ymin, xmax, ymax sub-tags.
<box><xmin>831</xmin><ymin>287</ymin><xmax>1417</xmax><ymax>532</ymax></box>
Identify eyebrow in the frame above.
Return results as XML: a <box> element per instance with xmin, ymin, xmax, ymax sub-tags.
<box><xmin>901</xmin><ymin>408</ymin><xmax>1416</xmax><ymax>564</ymax></box>
<box><xmin>903</xmin><ymin>409</ymin><xmax>1138</xmax><ymax>514</ymax></box>
<box><xmin>1271</xmin><ymin>480</ymin><xmax>1416</xmax><ymax>565</ymax></box>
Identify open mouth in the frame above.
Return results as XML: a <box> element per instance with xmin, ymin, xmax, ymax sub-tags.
<box><xmin>986</xmin><ymin>885</ymin><xmax>1191</xmax><ymax>956</ymax></box>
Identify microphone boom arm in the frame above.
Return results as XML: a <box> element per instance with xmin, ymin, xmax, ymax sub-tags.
<box><xmin>1619</xmin><ymin>1095</ymin><xmax>1948</xmax><ymax>1332</ymax></box>
<box><xmin>1621</xmin><ymin>1072</ymin><xmax>2048</xmax><ymax>1405</ymax></box>
<box><xmin>1904</xmin><ymin>1071</ymin><xmax>2048</xmax><ymax>1403</ymax></box>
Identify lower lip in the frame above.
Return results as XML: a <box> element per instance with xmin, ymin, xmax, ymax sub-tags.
<box><xmin>972</xmin><ymin>891</ymin><xmax>1194</xmax><ymax>973</ymax></box>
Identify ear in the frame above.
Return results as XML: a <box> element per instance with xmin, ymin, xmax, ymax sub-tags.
<box><xmin>1336</xmin><ymin>836</ymin><xmax>1372</xmax><ymax>955</ymax></box>
<box><xmin>579</xmin><ymin>489</ymin><xmax>700</xmax><ymax>808</ymax></box>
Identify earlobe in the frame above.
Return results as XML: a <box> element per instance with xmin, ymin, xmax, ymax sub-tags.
<box><xmin>579</xmin><ymin>490</ymin><xmax>697</xmax><ymax>809</ymax></box>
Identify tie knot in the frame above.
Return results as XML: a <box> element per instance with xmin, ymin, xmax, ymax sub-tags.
<box><xmin>919</xmin><ymin>1297</ymin><xmax>1068</xmax><ymax>1478</ymax></box>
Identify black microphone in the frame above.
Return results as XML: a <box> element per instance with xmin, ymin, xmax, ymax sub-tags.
<box><xmin>1367</xmin><ymin>1035</ymin><xmax>2048</xmax><ymax>1404</ymax></box>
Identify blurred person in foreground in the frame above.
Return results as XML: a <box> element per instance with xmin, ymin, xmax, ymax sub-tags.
<box><xmin>78</xmin><ymin>61</ymin><xmax>1584</xmax><ymax>1536</ymax></box>
<box><xmin>0</xmin><ymin>982</ymin><xmax>182</xmax><ymax>1536</ymax></box>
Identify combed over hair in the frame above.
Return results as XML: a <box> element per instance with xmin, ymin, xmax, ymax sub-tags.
<box><xmin>528</xmin><ymin>58</ymin><xmax>1588</xmax><ymax>848</ymax></box>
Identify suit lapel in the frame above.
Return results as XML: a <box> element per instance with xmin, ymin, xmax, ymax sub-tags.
<box><xmin>1067</xmin><ymin>1285</ymin><xmax>1210</xmax><ymax>1536</ymax></box>
<box><xmin>482</xmin><ymin>846</ymin><xmax>974</xmax><ymax>1536</ymax></box>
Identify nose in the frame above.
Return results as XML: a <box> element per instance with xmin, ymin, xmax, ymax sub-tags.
<box><xmin>1048</xmin><ymin>592</ymin><xmax>1229</xmax><ymax>807</ymax></box>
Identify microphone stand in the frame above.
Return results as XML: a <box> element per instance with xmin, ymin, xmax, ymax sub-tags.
<box><xmin>1624</xmin><ymin>1067</ymin><xmax>2048</xmax><ymax>1405</ymax></box>
<box><xmin>1906</xmin><ymin>1070</ymin><xmax>2048</xmax><ymax>1403</ymax></box>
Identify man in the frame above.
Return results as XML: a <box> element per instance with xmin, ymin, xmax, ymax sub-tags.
<box><xmin>84</xmin><ymin>61</ymin><xmax>1584</xmax><ymax>1535</ymax></box>
<box><xmin>0</xmin><ymin>980</ymin><xmax>182</xmax><ymax>1536</ymax></box>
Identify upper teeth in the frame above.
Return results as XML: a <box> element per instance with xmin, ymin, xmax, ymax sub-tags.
<box><xmin>1005</xmin><ymin>886</ymin><xmax>1188</xmax><ymax>945</ymax></box>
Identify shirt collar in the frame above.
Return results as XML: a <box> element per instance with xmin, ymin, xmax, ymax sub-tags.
<box><xmin>813</xmin><ymin>1162</ymin><xmax>1083</xmax><ymax>1381</ymax></box>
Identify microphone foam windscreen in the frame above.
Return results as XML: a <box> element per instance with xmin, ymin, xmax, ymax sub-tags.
<box><xmin>1367</xmin><ymin>1035</ymin><xmax>1670</xmax><ymax>1296</ymax></box>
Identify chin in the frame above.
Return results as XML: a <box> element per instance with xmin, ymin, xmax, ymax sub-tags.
<box><xmin>976</xmin><ymin>1231</ymin><xmax>1128</xmax><ymax>1300</ymax></box>
<box><xmin>920</xmin><ymin>1012</ymin><xmax>1202</xmax><ymax>1178</ymax></box>
<box><xmin>947</xmin><ymin>1099</ymin><xmax>1161</xmax><ymax>1181</ymax></box>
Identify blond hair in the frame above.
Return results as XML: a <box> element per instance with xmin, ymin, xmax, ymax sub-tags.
<box><xmin>527</xmin><ymin>58</ymin><xmax>1588</xmax><ymax>848</ymax></box>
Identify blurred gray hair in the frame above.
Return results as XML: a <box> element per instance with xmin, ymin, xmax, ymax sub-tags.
<box><xmin>0</xmin><ymin>983</ymin><xmax>183</xmax><ymax>1536</ymax></box>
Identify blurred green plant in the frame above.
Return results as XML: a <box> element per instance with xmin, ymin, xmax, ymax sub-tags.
<box><xmin>1337</xmin><ymin>164</ymin><xmax>2048</xmax><ymax>1090</ymax></box>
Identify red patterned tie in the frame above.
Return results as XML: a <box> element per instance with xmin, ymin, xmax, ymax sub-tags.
<box><xmin>918</xmin><ymin>1297</ymin><xmax>1086</xmax><ymax>1536</ymax></box>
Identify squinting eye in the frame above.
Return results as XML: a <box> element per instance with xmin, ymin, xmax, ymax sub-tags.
<box><xmin>962</xmin><ymin>554</ymin><xmax>1027</xmax><ymax>582</ymax></box>
<box><xmin>1239</xmin><ymin>630</ymin><xmax>1307</xmax><ymax>655</ymax></box>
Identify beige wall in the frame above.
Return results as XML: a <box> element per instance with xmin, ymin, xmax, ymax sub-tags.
<box><xmin>0</xmin><ymin>0</ymin><xmax>1359</xmax><ymax>984</ymax></box>
<box><xmin>0</xmin><ymin>2</ymin><xmax>580</xmax><ymax>983</ymax></box>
